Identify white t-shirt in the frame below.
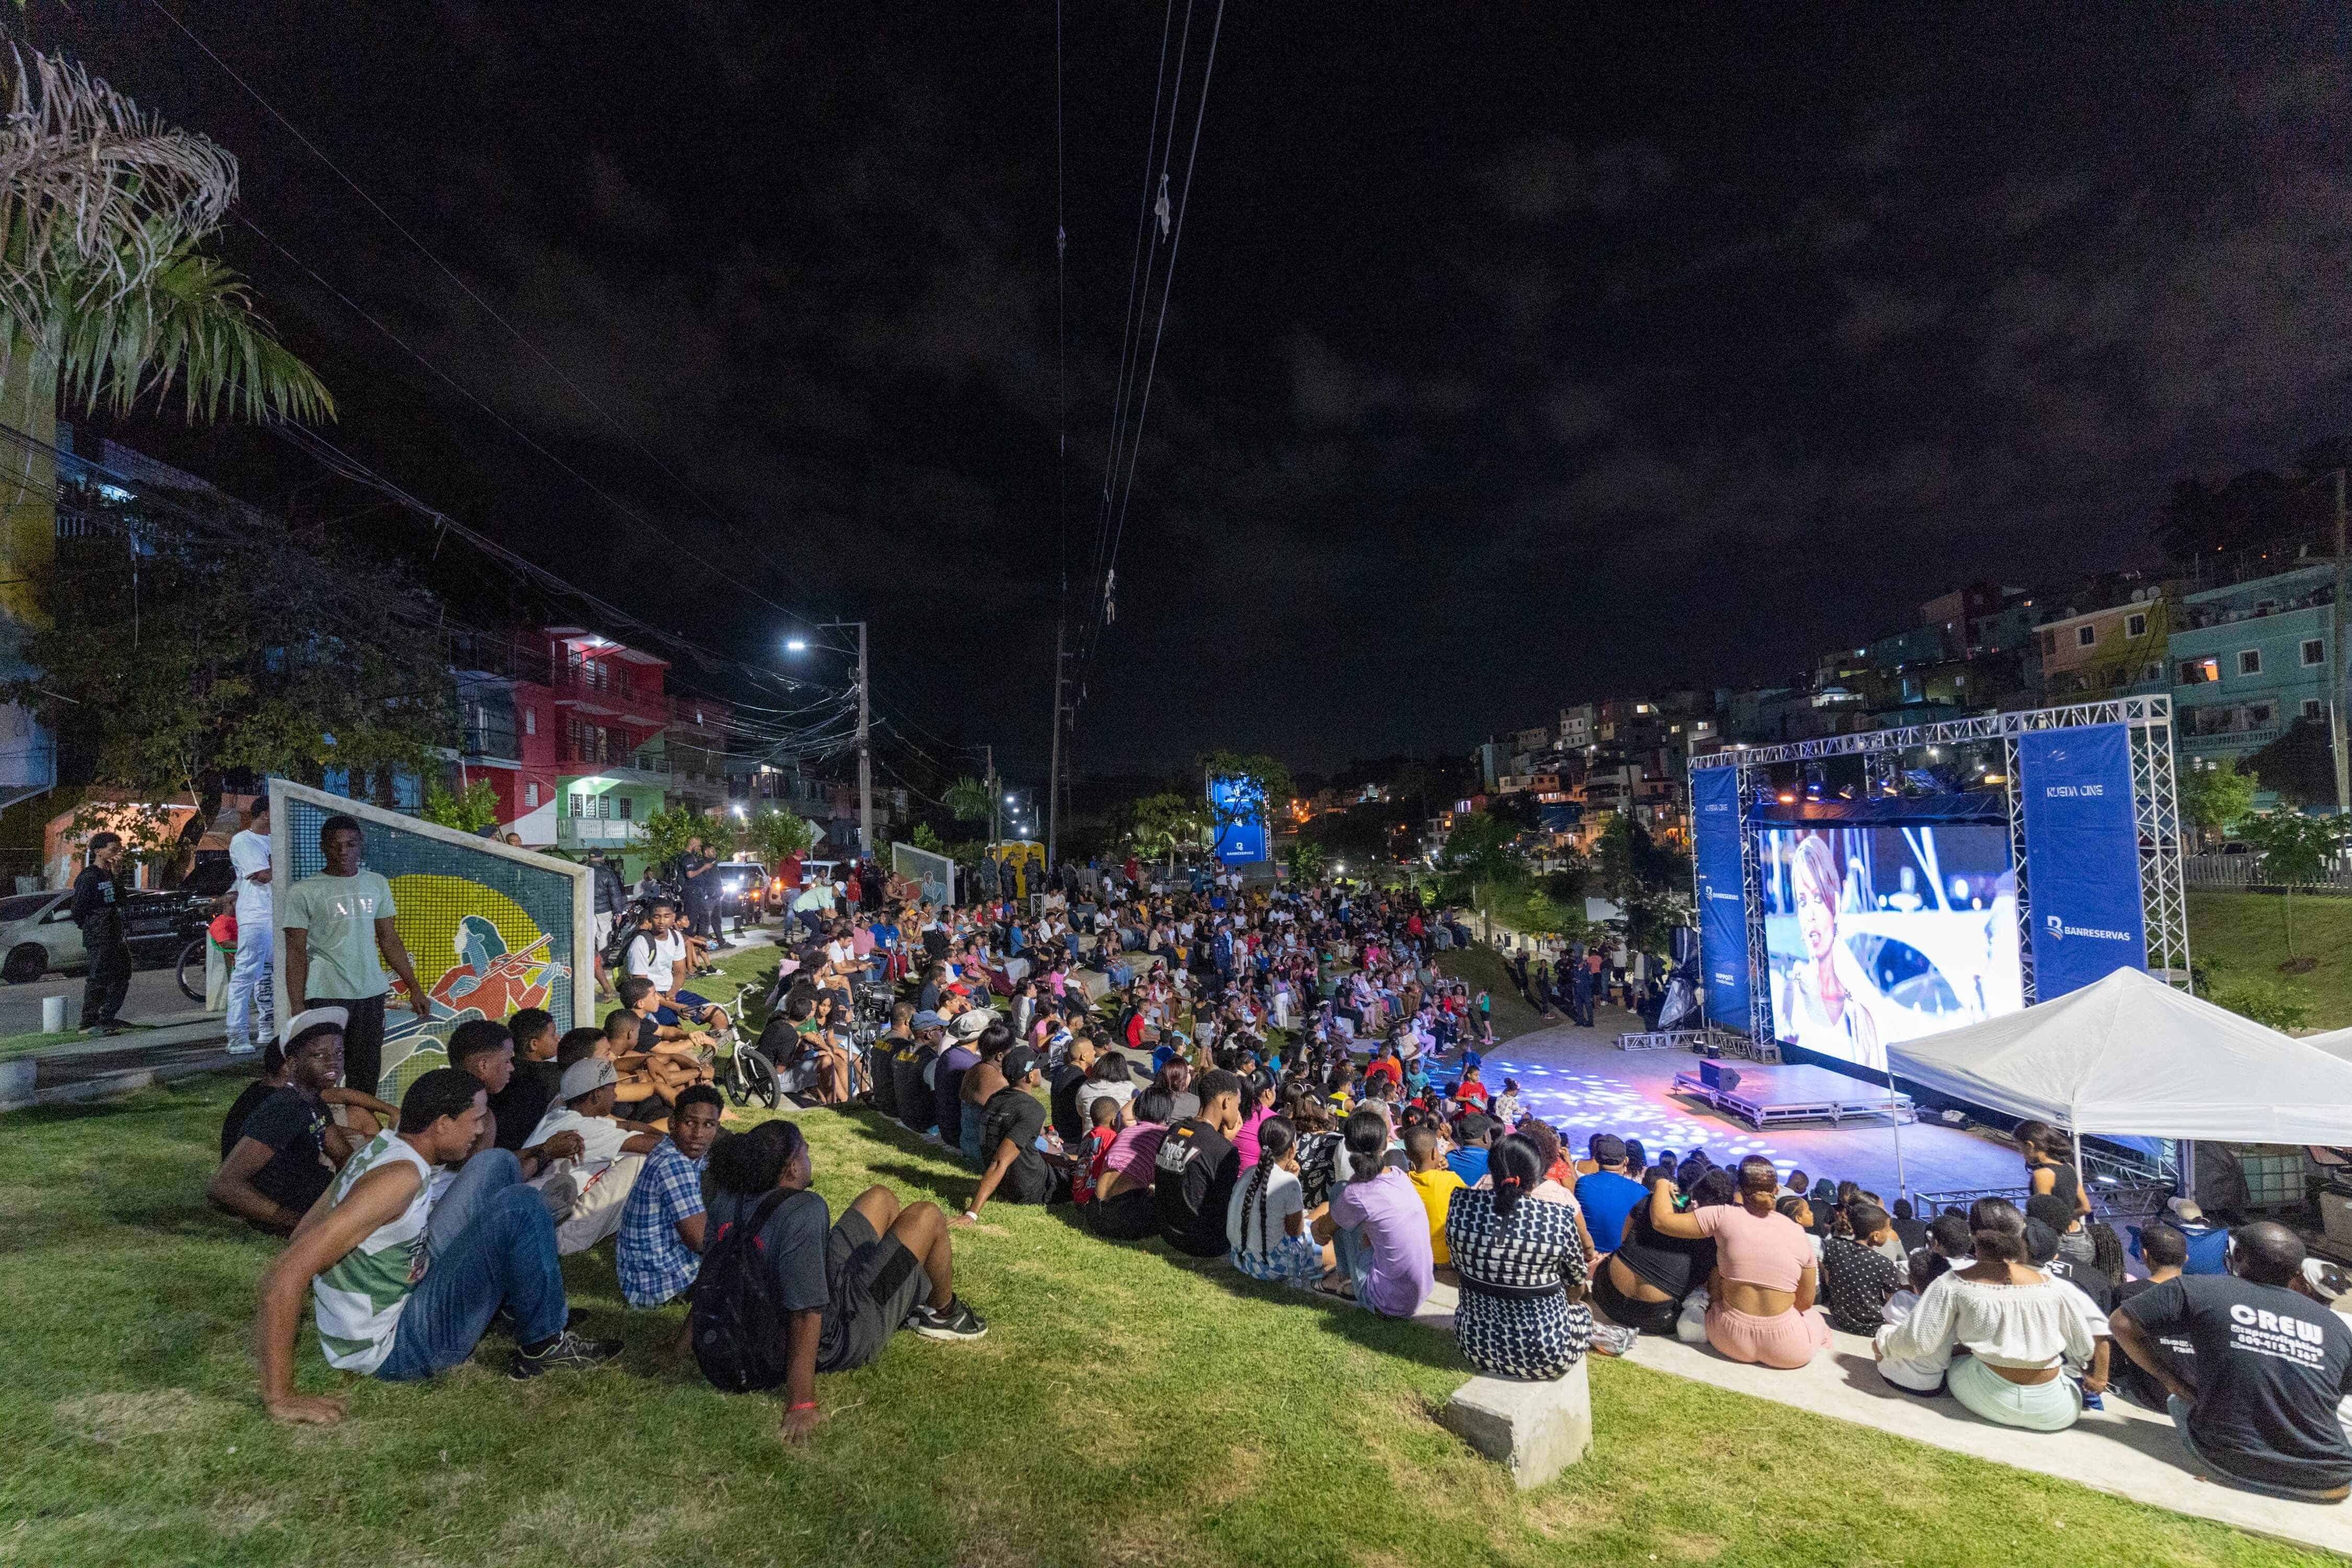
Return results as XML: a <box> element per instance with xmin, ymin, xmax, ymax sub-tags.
<box><xmin>1075</xmin><ymin>1079</ymin><xmax>1136</xmax><ymax>1122</ymax></box>
<box><xmin>230</xmin><ymin>826</ymin><xmax>272</xmax><ymax>925</ymax></box>
<box><xmin>627</xmin><ymin>930</ymin><xmax>687</xmax><ymax>989</ymax></box>
<box><xmin>526</xmin><ymin>1103</ymin><xmax>633</xmax><ymax>1173</ymax></box>
<box><xmin>825</xmin><ymin>938</ymin><xmax>855</xmax><ymax>969</ymax></box>
<box><xmin>1227</xmin><ymin>1163</ymin><xmax>1305</xmax><ymax>1255</ymax></box>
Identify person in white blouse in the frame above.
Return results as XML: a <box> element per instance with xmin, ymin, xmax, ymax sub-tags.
<box><xmin>1874</xmin><ymin>1197</ymin><xmax>2105</xmax><ymax>1429</ymax></box>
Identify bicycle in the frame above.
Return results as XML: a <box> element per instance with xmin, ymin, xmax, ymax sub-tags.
<box><xmin>712</xmin><ymin>979</ymin><xmax>782</xmax><ymax>1111</ymax></box>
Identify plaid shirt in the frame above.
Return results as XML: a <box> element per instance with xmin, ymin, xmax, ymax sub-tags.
<box><xmin>616</xmin><ymin>1139</ymin><xmax>708</xmax><ymax>1308</ymax></box>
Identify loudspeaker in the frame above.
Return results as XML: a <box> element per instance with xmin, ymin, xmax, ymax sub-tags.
<box><xmin>1699</xmin><ymin>1060</ymin><xmax>1741</xmax><ymax>1094</ymax></box>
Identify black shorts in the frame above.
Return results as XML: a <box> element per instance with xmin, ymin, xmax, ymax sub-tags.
<box><xmin>818</xmin><ymin>1207</ymin><xmax>927</xmax><ymax>1374</ymax></box>
<box><xmin>1590</xmin><ymin>1258</ymin><xmax>1681</xmax><ymax>1335</ymax></box>
<box><xmin>1089</xmin><ymin>1188</ymin><xmax>1159</xmax><ymax>1241</ymax></box>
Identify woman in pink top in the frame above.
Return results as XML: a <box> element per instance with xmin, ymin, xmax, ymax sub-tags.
<box><xmin>1644</xmin><ymin>1155</ymin><xmax>1828</xmax><ymax>1368</ymax></box>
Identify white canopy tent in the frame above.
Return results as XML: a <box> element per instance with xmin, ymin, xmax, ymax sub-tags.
<box><xmin>2301</xmin><ymin>1025</ymin><xmax>2352</xmax><ymax>1065</ymax></box>
<box><xmin>1884</xmin><ymin>966</ymin><xmax>2352</xmax><ymax>1145</ymax></box>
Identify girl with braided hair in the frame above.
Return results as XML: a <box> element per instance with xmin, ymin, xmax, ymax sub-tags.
<box><xmin>1224</xmin><ymin>1116</ymin><xmax>1331</xmax><ymax>1289</ymax></box>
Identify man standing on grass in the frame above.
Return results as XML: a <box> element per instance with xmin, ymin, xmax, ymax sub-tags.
<box><xmin>226</xmin><ymin>799</ymin><xmax>274</xmax><ymax>1055</ymax></box>
<box><xmin>73</xmin><ymin>831</ymin><xmax>132</xmax><ymax>1035</ymax></box>
<box><xmin>281</xmin><ymin>815</ymin><xmax>429</xmax><ymax>1100</ymax></box>
<box><xmin>254</xmin><ymin>1066</ymin><xmax>620</xmax><ymax>1424</ymax></box>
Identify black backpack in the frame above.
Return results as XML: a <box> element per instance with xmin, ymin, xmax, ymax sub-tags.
<box><xmin>690</xmin><ymin>1188</ymin><xmax>795</xmax><ymax>1393</ymax></box>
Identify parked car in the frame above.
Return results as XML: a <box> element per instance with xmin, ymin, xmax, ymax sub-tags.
<box><xmin>0</xmin><ymin>884</ymin><xmax>215</xmax><ymax>983</ymax></box>
<box><xmin>713</xmin><ymin>857</ymin><xmax>770</xmax><ymax>918</ymax></box>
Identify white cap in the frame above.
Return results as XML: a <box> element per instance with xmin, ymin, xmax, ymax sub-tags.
<box><xmin>281</xmin><ymin>1006</ymin><xmax>350</xmax><ymax>1049</ymax></box>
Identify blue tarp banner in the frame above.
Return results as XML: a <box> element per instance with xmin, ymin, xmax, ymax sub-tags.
<box><xmin>2019</xmin><ymin>724</ymin><xmax>2147</xmax><ymax>999</ymax></box>
<box><xmin>1206</xmin><ymin>775</ymin><xmax>1269</xmax><ymax>865</ymax></box>
<box><xmin>1692</xmin><ymin>766</ymin><xmax>1750</xmax><ymax>1029</ymax></box>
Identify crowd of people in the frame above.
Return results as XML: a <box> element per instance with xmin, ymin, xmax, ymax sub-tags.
<box><xmin>194</xmin><ymin>810</ymin><xmax>2352</xmax><ymax>1499</ymax></box>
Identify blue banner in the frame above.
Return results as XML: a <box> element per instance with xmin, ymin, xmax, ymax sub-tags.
<box><xmin>2020</xmin><ymin>723</ymin><xmax>2146</xmax><ymax>999</ymax></box>
<box><xmin>1207</xmin><ymin>775</ymin><xmax>1269</xmax><ymax>865</ymax></box>
<box><xmin>1692</xmin><ymin>765</ymin><xmax>1750</xmax><ymax>1029</ymax></box>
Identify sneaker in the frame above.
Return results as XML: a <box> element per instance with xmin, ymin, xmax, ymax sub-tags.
<box><xmin>508</xmin><ymin>1327</ymin><xmax>621</xmax><ymax>1379</ymax></box>
<box><xmin>906</xmin><ymin>1297</ymin><xmax>987</xmax><ymax>1342</ymax></box>
<box><xmin>223</xmin><ymin>1040</ymin><xmax>258</xmax><ymax>1056</ymax></box>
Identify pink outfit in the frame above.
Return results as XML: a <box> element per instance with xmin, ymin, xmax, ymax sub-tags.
<box><xmin>1691</xmin><ymin>1203</ymin><xmax>1816</xmax><ymax>1293</ymax></box>
<box><xmin>1707</xmin><ymin>1303</ymin><xmax>1832</xmax><ymax>1368</ymax></box>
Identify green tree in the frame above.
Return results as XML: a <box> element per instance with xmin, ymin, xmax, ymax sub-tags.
<box><xmin>0</xmin><ymin>50</ymin><xmax>332</xmax><ymax>629</ymax></box>
<box><xmin>635</xmin><ymin>805</ymin><xmax>709</xmax><ymax>878</ymax></box>
<box><xmin>2237</xmin><ymin>808</ymin><xmax>2351</xmax><ymax>958</ymax></box>
<box><xmin>910</xmin><ymin>821</ymin><xmax>946</xmax><ymax>855</ymax></box>
<box><xmin>2200</xmin><ymin>961</ymin><xmax>2312</xmax><ymax>1033</ymax></box>
<box><xmin>746</xmin><ymin>806</ymin><xmax>820</xmax><ymax>866</ymax></box>
<box><xmin>421</xmin><ymin>779</ymin><xmax>502</xmax><ymax>835</ymax></box>
<box><xmin>1282</xmin><ymin>838</ymin><xmax>1328</xmax><ymax>885</ymax></box>
<box><xmin>1443</xmin><ymin>810</ymin><xmax>1525</xmax><ymax>939</ymax></box>
<box><xmin>942</xmin><ymin>775</ymin><xmax>993</xmax><ymax>826</ymax></box>
<box><xmin>14</xmin><ymin>482</ymin><xmax>454</xmax><ymax>852</ymax></box>
<box><xmin>2179</xmin><ymin>755</ymin><xmax>2261</xmax><ymax>844</ymax></box>
<box><xmin>1594</xmin><ymin>813</ymin><xmax>1694</xmax><ymax>955</ymax></box>
<box><xmin>1128</xmin><ymin>790</ymin><xmax>1211</xmax><ymax>874</ymax></box>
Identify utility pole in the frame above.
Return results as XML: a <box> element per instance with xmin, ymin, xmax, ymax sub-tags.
<box><xmin>857</xmin><ymin>619</ymin><xmax>873</xmax><ymax>861</ymax></box>
<box><xmin>1046</xmin><ymin>617</ymin><xmax>1066</xmax><ymax>869</ymax></box>
<box><xmin>985</xmin><ymin>743</ymin><xmax>998</xmax><ymax>844</ymax></box>
<box><xmin>2328</xmin><ymin>471</ymin><xmax>2351</xmax><ymax>814</ymax></box>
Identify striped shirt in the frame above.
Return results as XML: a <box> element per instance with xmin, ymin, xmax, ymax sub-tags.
<box><xmin>312</xmin><ymin>1131</ymin><xmax>435</xmax><ymax>1374</ymax></box>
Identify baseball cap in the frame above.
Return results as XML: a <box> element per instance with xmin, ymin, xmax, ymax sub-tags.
<box><xmin>948</xmin><ymin>1009</ymin><xmax>997</xmax><ymax>1042</ymax></box>
<box><xmin>1000</xmin><ymin>1045</ymin><xmax>1040</xmax><ymax>1082</ymax></box>
<box><xmin>560</xmin><ymin>1057</ymin><xmax>620</xmax><ymax>1100</ymax></box>
<box><xmin>281</xmin><ymin>1005</ymin><xmax>350</xmax><ymax>1051</ymax></box>
<box><xmin>911</xmin><ymin>1009</ymin><xmax>945</xmax><ymax>1030</ymax></box>
<box><xmin>1588</xmin><ymin>1133</ymin><xmax>1627</xmax><ymax>1164</ymax></box>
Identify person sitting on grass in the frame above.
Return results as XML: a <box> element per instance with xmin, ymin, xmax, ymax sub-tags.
<box><xmin>1156</xmin><ymin>1068</ymin><xmax>1247</xmax><ymax>1258</ymax></box>
<box><xmin>890</xmin><ymin>1010</ymin><xmax>946</xmax><ymax>1138</ymax></box>
<box><xmin>253</xmin><ymin>1066</ymin><xmax>621</xmax><ymax>1425</ymax></box>
<box><xmin>958</xmin><ymin>1023</ymin><xmax>1016</xmax><ymax>1165</ymax></box>
<box><xmin>1047</xmin><ymin>1031</ymin><xmax>1098</xmax><ymax>1143</ymax></box>
<box><xmin>612</xmin><ymin>979</ymin><xmax>716</xmax><ymax>1120</ymax></box>
<box><xmin>526</xmin><ymin>1058</ymin><xmax>667</xmax><ymax>1254</ymax></box>
<box><xmin>1446</xmin><ymin>1132</ymin><xmax>1595</xmax><ymax>1382</ymax></box>
<box><xmin>446</xmin><ymin>1019</ymin><xmax>588</xmax><ymax>1182</ymax></box>
<box><xmin>2114</xmin><ymin>1220</ymin><xmax>2352</xmax><ymax>1501</ymax></box>
<box><xmin>961</xmin><ymin>1046</ymin><xmax>1057</xmax><ymax>1220</ymax></box>
<box><xmin>1312</xmin><ymin>1107</ymin><xmax>1436</xmax><ymax>1318</ymax></box>
<box><xmin>868</xmin><ymin>1001</ymin><xmax>914</xmax><ymax>1123</ymax></box>
<box><xmin>1070</xmin><ymin>1092</ymin><xmax>1124</xmax><ymax>1210</ymax></box>
<box><xmin>218</xmin><ymin>1018</ymin><xmax>399</xmax><ymax>1162</ymax></box>
<box><xmin>615</xmin><ymin>1085</ymin><xmax>725</xmax><ymax>1309</ymax></box>
<box><xmin>487</xmin><ymin>1007</ymin><xmax>563</xmax><ymax>1153</ymax></box>
<box><xmin>1404</xmin><ymin>1122</ymin><xmax>1465</xmax><ymax>1278</ymax></box>
<box><xmin>1875</xmin><ymin>1198</ymin><xmax>2101</xmax><ymax>1431</ymax></box>
<box><xmin>1091</xmin><ymin>1086</ymin><xmax>1175</xmax><ymax>1240</ymax></box>
<box><xmin>1644</xmin><ymin>1156</ymin><xmax>1828</xmax><ymax>1370</ymax></box>
<box><xmin>700</xmin><ymin>1117</ymin><xmax>985</xmax><ymax>1444</ymax></box>
<box><xmin>211</xmin><ymin>1009</ymin><xmax>371</xmax><ymax>1235</ymax></box>
<box><xmin>1227</xmin><ymin>1115</ymin><xmax>1331</xmax><ymax>1288</ymax></box>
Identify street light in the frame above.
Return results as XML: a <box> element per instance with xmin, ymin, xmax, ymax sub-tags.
<box><xmin>785</xmin><ymin>637</ymin><xmax>808</xmax><ymax>652</ymax></box>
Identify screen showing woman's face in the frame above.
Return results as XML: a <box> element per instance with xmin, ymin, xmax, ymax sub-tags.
<box><xmin>1794</xmin><ymin>871</ymin><xmax>1837</xmax><ymax>960</ymax></box>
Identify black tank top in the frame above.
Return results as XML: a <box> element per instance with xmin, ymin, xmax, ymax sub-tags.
<box><xmin>2036</xmin><ymin>1158</ymin><xmax>2084</xmax><ymax>1214</ymax></box>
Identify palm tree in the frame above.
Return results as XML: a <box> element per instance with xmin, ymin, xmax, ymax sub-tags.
<box><xmin>942</xmin><ymin>775</ymin><xmax>993</xmax><ymax>826</ymax></box>
<box><xmin>0</xmin><ymin>47</ymin><xmax>331</xmax><ymax>628</ymax></box>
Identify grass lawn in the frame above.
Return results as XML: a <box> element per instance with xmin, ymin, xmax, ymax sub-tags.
<box><xmin>2189</xmin><ymin>890</ymin><xmax>2352</xmax><ymax>1030</ymax></box>
<box><xmin>0</xmin><ymin>1027</ymin><xmax>92</xmax><ymax>1062</ymax></box>
<box><xmin>4</xmin><ymin>1074</ymin><xmax>2335</xmax><ymax>1568</ymax></box>
<box><xmin>1433</xmin><ymin>944</ymin><xmax>1549</xmax><ymax>1041</ymax></box>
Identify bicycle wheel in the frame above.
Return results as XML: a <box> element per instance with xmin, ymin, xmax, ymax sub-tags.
<box><xmin>176</xmin><ymin>939</ymin><xmax>206</xmax><ymax>1004</ymax></box>
<box><xmin>737</xmin><ymin>1046</ymin><xmax>782</xmax><ymax>1110</ymax></box>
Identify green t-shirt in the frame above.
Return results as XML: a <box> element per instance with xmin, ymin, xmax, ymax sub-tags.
<box><xmin>283</xmin><ymin>870</ymin><xmax>398</xmax><ymax>1000</ymax></box>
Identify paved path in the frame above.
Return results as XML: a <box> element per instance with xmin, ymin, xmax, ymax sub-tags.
<box><xmin>0</xmin><ymin>964</ymin><xmax>203</xmax><ymax>1036</ymax></box>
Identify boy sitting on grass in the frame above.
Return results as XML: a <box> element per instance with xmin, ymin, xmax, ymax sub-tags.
<box><xmin>1404</xmin><ymin>1122</ymin><xmax>1465</xmax><ymax>1282</ymax></box>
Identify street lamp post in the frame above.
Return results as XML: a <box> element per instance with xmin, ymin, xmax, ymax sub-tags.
<box><xmin>785</xmin><ymin>620</ymin><xmax>872</xmax><ymax>861</ymax></box>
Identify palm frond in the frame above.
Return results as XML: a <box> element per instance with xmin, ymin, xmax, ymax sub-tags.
<box><xmin>51</xmin><ymin>243</ymin><xmax>332</xmax><ymax>423</ymax></box>
<box><xmin>0</xmin><ymin>45</ymin><xmax>238</xmax><ymax>332</ymax></box>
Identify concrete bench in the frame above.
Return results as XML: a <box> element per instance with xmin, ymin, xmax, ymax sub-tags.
<box><xmin>1439</xmin><ymin>1357</ymin><xmax>1594</xmax><ymax>1489</ymax></box>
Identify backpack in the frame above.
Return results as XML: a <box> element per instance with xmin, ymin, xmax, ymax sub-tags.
<box><xmin>689</xmin><ymin>1188</ymin><xmax>797</xmax><ymax>1393</ymax></box>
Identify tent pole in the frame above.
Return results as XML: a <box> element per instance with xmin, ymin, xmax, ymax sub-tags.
<box><xmin>1887</xmin><ymin>1066</ymin><xmax>1908</xmax><ymax>1202</ymax></box>
<box><xmin>2071</xmin><ymin>1125</ymin><xmax>2088</xmax><ymax>1207</ymax></box>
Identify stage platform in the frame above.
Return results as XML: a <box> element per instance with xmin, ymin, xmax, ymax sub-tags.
<box><xmin>1669</xmin><ymin>1063</ymin><xmax>1916</xmax><ymax>1129</ymax></box>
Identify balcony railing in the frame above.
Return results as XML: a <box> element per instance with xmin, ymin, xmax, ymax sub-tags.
<box><xmin>557</xmin><ymin>818</ymin><xmax>644</xmax><ymax>847</ymax></box>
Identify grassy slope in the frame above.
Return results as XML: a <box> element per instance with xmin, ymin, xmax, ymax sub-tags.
<box><xmin>2190</xmin><ymin>891</ymin><xmax>2352</xmax><ymax>1030</ymax></box>
<box><xmin>1434</xmin><ymin>945</ymin><xmax>1549</xmax><ymax>1041</ymax></box>
<box><xmin>2</xmin><ymin>1074</ymin><xmax>2334</xmax><ymax>1568</ymax></box>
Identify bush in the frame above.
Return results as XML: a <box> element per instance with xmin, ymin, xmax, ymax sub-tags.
<box><xmin>2201</xmin><ymin>963</ymin><xmax>2312</xmax><ymax>1033</ymax></box>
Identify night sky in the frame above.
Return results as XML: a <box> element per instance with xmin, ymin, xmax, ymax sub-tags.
<box><xmin>38</xmin><ymin>3</ymin><xmax>2352</xmax><ymax>774</ymax></box>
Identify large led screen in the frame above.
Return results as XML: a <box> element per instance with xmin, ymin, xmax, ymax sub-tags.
<box><xmin>1762</xmin><ymin>823</ymin><xmax>2022</xmax><ymax>1070</ymax></box>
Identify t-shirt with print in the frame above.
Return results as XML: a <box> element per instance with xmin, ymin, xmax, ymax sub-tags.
<box><xmin>2122</xmin><ymin>1274</ymin><xmax>2352</xmax><ymax>1491</ymax></box>
<box><xmin>892</xmin><ymin>1042</ymin><xmax>938</xmax><ymax>1134</ymax></box>
<box><xmin>981</xmin><ymin>1086</ymin><xmax>1052</xmax><ymax>1204</ymax></box>
<box><xmin>1073</xmin><ymin>1124</ymin><xmax>1117</xmax><ymax>1205</ymax></box>
<box><xmin>1818</xmin><ymin>1233</ymin><xmax>1907</xmax><ymax>1334</ymax></box>
<box><xmin>2113</xmin><ymin>1275</ymin><xmax>2198</xmax><ymax>1410</ymax></box>
<box><xmin>311</xmin><ymin>1131</ymin><xmax>436</xmax><ymax>1373</ymax></box>
<box><xmin>2043</xmin><ymin>1255</ymin><xmax>2117</xmax><ymax>1316</ymax></box>
<box><xmin>1154</xmin><ymin>1120</ymin><xmax>1240</xmax><ymax>1257</ymax></box>
<box><xmin>282</xmin><ymin>870</ymin><xmax>397</xmax><ymax>999</ymax></box>
<box><xmin>1227</xmin><ymin>1162</ymin><xmax>1306</xmax><ymax>1256</ymax></box>
<box><xmin>235</xmin><ymin>1086</ymin><xmax>337</xmax><ymax>1213</ymax></box>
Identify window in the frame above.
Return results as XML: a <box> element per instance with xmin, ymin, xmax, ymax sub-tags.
<box><xmin>2238</xmin><ymin>649</ymin><xmax>2262</xmax><ymax>676</ymax></box>
<box><xmin>2250</xmin><ymin>702</ymin><xmax>2276</xmax><ymax>728</ymax></box>
<box><xmin>2180</xmin><ymin>658</ymin><xmax>2219</xmax><ymax>685</ymax></box>
<box><xmin>2305</xmin><ymin>699</ymin><xmax>2325</xmax><ymax>721</ymax></box>
<box><xmin>2126</xmin><ymin>613</ymin><xmax>2147</xmax><ymax>638</ymax></box>
<box><xmin>618</xmin><ymin>795</ymin><xmax>634</xmax><ymax>821</ymax></box>
<box><xmin>2076</xmin><ymin>625</ymin><xmax>2097</xmax><ymax>648</ymax></box>
<box><xmin>525</xmin><ymin>783</ymin><xmax>539</xmax><ymax>808</ymax></box>
<box><xmin>524</xmin><ymin>707</ymin><xmax>536</xmax><ymax>736</ymax></box>
<box><xmin>2304</xmin><ymin>638</ymin><xmax>2326</xmax><ymax>667</ymax></box>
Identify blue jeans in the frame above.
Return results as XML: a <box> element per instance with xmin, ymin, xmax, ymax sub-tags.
<box><xmin>428</xmin><ymin>1149</ymin><xmax>522</xmax><ymax>1260</ymax></box>
<box><xmin>2169</xmin><ymin>1397</ymin><xmax>2350</xmax><ymax>1501</ymax></box>
<box><xmin>377</xmin><ymin>1182</ymin><xmax>568</xmax><ymax>1381</ymax></box>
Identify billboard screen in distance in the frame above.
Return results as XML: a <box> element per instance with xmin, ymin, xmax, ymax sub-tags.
<box><xmin>1206</xmin><ymin>774</ymin><xmax>1269</xmax><ymax>865</ymax></box>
